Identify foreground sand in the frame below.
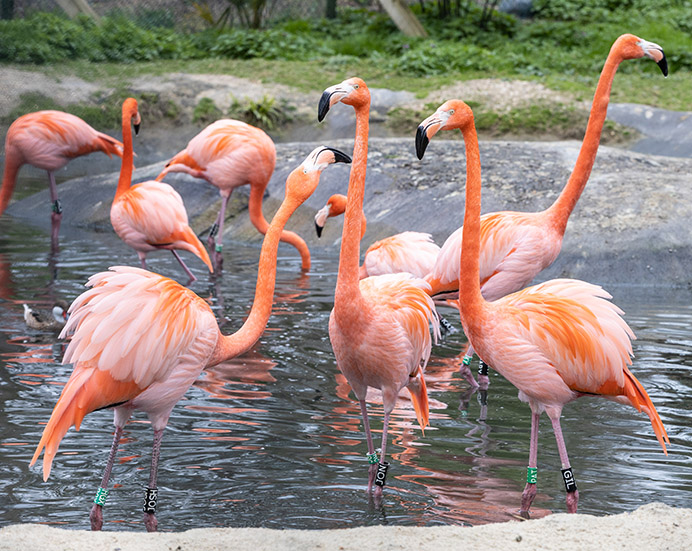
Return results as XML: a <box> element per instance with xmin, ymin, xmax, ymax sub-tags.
<box><xmin>1</xmin><ymin>502</ymin><xmax>688</xmax><ymax>551</ymax></box>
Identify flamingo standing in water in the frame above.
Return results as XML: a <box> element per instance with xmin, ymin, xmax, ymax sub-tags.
<box><xmin>416</xmin><ymin>99</ymin><xmax>669</xmax><ymax>516</ymax></box>
<box><xmin>110</xmin><ymin>98</ymin><xmax>212</xmax><ymax>284</ymax></box>
<box><xmin>314</xmin><ymin>193</ymin><xmax>440</xmax><ymax>279</ymax></box>
<box><xmin>1</xmin><ymin>111</ymin><xmax>124</xmax><ymax>244</ymax></box>
<box><xmin>156</xmin><ymin>119</ymin><xmax>311</xmax><ymax>271</ymax></box>
<box><xmin>318</xmin><ymin>77</ymin><xmax>440</xmax><ymax>497</ymax></box>
<box><xmin>30</xmin><ymin>145</ymin><xmax>351</xmax><ymax>532</ymax></box>
<box><xmin>418</xmin><ymin>34</ymin><xmax>667</xmax><ymax>386</ymax></box>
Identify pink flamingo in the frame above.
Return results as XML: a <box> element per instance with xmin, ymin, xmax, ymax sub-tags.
<box><xmin>110</xmin><ymin>98</ymin><xmax>212</xmax><ymax>284</ymax></box>
<box><xmin>314</xmin><ymin>193</ymin><xmax>440</xmax><ymax>279</ymax></box>
<box><xmin>155</xmin><ymin>119</ymin><xmax>311</xmax><ymax>271</ymax></box>
<box><xmin>417</xmin><ymin>34</ymin><xmax>667</xmax><ymax>386</ymax></box>
<box><xmin>30</xmin><ymin>145</ymin><xmax>351</xmax><ymax>531</ymax></box>
<box><xmin>1</xmin><ymin>110</ymin><xmax>123</xmax><ymax>244</ymax></box>
<box><xmin>318</xmin><ymin>77</ymin><xmax>440</xmax><ymax>497</ymax></box>
<box><xmin>417</xmin><ymin>99</ymin><xmax>669</xmax><ymax>517</ymax></box>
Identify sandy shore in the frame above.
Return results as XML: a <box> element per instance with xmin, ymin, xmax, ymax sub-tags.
<box><xmin>1</xmin><ymin>502</ymin><xmax>689</xmax><ymax>551</ymax></box>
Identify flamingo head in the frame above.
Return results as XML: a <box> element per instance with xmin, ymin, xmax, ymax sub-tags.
<box><xmin>123</xmin><ymin>97</ymin><xmax>142</xmax><ymax>135</ymax></box>
<box><xmin>314</xmin><ymin>194</ymin><xmax>347</xmax><ymax>238</ymax></box>
<box><xmin>616</xmin><ymin>34</ymin><xmax>667</xmax><ymax>76</ymax></box>
<box><xmin>318</xmin><ymin>77</ymin><xmax>370</xmax><ymax>121</ymax></box>
<box><xmin>416</xmin><ymin>100</ymin><xmax>475</xmax><ymax>159</ymax></box>
<box><xmin>286</xmin><ymin>147</ymin><xmax>351</xmax><ymax>204</ymax></box>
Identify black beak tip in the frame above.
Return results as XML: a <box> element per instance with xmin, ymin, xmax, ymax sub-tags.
<box><xmin>415</xmin><ymin>126</ymin><xmax>429</xmax><ymax>160</ymax></box>
<box><xmin>317</xmin><ymin>91</ymin><xmax>332</xmax><ymax>123</ymax></box>
<box><xmin>315</xmin><ymin>222</ymin><xmax>323</xmax><ymax>238</ymax></box>
<box><xmin>134</xmin><ymin>123</ymin><xmax>141</xmax><ymax>136</ymax></box>
<box><xmin>658</xmin><ymin>54</ymin><xmax>668</xmax><ymax>77</ymax></box>
<box><xmin>327</xmin><ymin>147</ymin><xmax>352</xmax><ymax>164</ymax></box>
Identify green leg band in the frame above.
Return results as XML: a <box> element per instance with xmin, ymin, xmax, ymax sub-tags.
<box><xmin>215</xmin><ymin>244</ymin><xmax>223</xmax><ymax>253</ymax></box>
<box><xmin>93</xmin><ymin>487</ymin><xmax>109</xmax><ymax>506</ymax></box>
<box><xmin>366</xmin><ymin>451</ymin><xmax>378</xmax><ymax>465</ymax></box>
<box><xmin>462</xmin><ymin>356</ymin><xmax>471</xmax><ymax>366</ymax></box>
<box><xmin>526</xmin><ymin>467</ymin><xmax>538</xmax><ymax>484</ymax></box>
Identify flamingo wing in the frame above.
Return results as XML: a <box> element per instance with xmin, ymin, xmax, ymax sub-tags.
<box><xmin>31</xmin><ymin>266</ymin><xmax>219</xmax><ymax>479</ymax></box>
<box><xmin>363</xmin><ymin>231</ymin><xmax>440</xmax><ymax>279</ymax></box>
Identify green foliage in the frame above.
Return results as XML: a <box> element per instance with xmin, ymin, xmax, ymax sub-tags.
<box><xmin>227</xmin><ymin>95</ymin><xmax>293</xmax><ymax>130</ymax></box>
<box><xmin>193</xmin><ymin>97</ymin><xmax>222</xmax><ymax>124</ymax></box>
<box><xmin>210</xmin><ymin>28</ymin><xmax>330</xmax><ymax>60</ymax></box>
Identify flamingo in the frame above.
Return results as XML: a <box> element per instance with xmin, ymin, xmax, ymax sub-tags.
<box><xmin>29</xmin><ymin>145</ymin><xmax>351</xmax><ymax>532</ymax></box>
<box><xmin>314</xmin><ymin>193</ymin><xmax>441</xmax><ymax>279</ymax></box>
<box><xmin>417</xmin><ymin>34</ymin><xmax>667</xmax><ymax>387</ymax></box>
<box><xmin>417</xmin><ymin>99</ymin><xmax>669</xmax><ymax>516</ymax></box>
<box><xmin>110</xmin><ymin>98</ymin><xmax>213</xmax><ymax>284</ymax></box>
<box><xmin>155</xmin><ymin>119</ymin><xmax>311</xmax><ymax>271</ymax></box>
<box><xmin>318</xmin><ymin>77</ymin><xmax>440</xmax><ymax>497</ymax></box>
<box><xmin>1</xmin><ymin>110</ymin><xmax>124</xmax><ymax>244</ymax></box>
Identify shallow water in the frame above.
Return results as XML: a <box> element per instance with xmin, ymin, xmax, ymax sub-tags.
<box><xmin>0</xmin><ymin>216</ymin><xmax>690</xmax><ymax>532</ymax></box>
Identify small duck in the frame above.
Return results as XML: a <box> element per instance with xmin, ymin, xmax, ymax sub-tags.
<box><xmin>23</xmin><ymin>301</ymin><xmax>69</xmax><ymax>331</ymax></box>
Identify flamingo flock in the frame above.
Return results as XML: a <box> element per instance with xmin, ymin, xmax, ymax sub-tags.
<box><xmin>0</xmin><ymin>32</ymin><xmax>672</xmax><ymax>531</ymax></box>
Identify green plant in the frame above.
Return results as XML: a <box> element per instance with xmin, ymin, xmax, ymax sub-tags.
<box><xmin>193</xmin><ymin>97</ymin><xmax>222</xmax><ymax>124</ymax></box>
<box><xmin>227</xmin><ymin>95</ymin><xmax>292</xmax><ymax>130</ymax></box>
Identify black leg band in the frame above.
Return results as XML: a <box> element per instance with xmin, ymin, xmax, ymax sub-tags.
<box><xmin>52</xmin><ymin>199</ymin><xmax>62</xmax><ymax>214</ymax></box>
<box><xmin>209</xmin><ymin>223</ymin><xmax>219</xmax><ymax>238</ymax></box>
<box><xmin>561</xmin><ymin>467</ymin><xmax>578</xmax><ymax>493</ymax></box>
<box><xmin>374</xmin><ymin>461</ymin><xmax>390</xmax><ymax>487</ymax></box>
<box><xmin>478</xmin><ymin>360</ymin><xmax>489</xmax><ymax>376</ymax></box>
<box><xmin>143</xmin><ymin>487</ymin><xmax>158</xmax><ymax>513</ymax></box>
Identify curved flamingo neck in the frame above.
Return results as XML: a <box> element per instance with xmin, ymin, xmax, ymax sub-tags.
<box><xmin>458</xmin><ymin>123</ymin><xmax>486</xmax><ymax>322</ymax></box>
<box><xmin>546</xmin><ymin>45</ymin><xmax>624</xmax><ymax>234</ymax></box>
<box><xmin>248</xmin><ymin>182</ymin><xmax>311</xmax><ymax>270</ymax></box>
<box><xmin>114</xmin><ymin>108</ymin><xmax>135</xmax><ymax>201</ymax></box>
<box><xmin>0</xmin><ymin>157</ymin><xmax>20</xmax><ymax>216</ymax></box>
<box><xmin>210</xmin><ymin>195</ymin><xmax>300</xmax><ymax>364</ymax></box>
<box><xmin>335</xmin><ymin>102</ymin><xmax>370</xmax><ymax>308</ymax></box>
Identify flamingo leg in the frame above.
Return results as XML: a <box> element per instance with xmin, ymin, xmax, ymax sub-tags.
<box><xmin>372</xmin><ymin>410</ymin><xmax>391</xmax><ymax>498</ymax></box>
<box><xmin>459</xmin><ymin>343</ymin><xmax>479</xmax><ymax>388</ymax></box>
<box><xmin>549</xmin><ymin>414</ymin><xmax>579</xmax><ymax>513</ymax></box>
<box><xmin>358</xmin><ymin>399</ymin><xmax>378</xmax><ymax>493</ymax></box>
<box><xmin>47</xmin><ymin>171</ymin><xmax>61</xmax><ymax>245</ymax></box>
<box><xmin>171</xmin><ymin>250</ymin><xmax>197</xmax><ymax>285</ymax></box>
<box><xmin>209</xmin><ymin>192</ymin><xmax>232</xmax><ymax>270</ymax></box>
<box><xmin>137</xmin><ymin>252</ymin><xmax>148</xmax><ymax>270</ymax></box>
<box><xmin>519</xmin><ymin>411</ymin><xmax>540</xmax><ymax>518</ymax></box>
<box><xmin>143</xmin><ymin>428</ymin><xmax>164</xmax><ymax>532</ymax></box>
<box><xmin>89</xmin><ymin>425</ymin><xmax>124</xmax><ymax>531</ymax></box>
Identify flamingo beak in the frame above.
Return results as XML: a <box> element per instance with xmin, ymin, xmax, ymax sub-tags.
<box><xmin>640</xmin><ymin>40</ymin><xmax>668</xmax><ymax>77</ymax></box>
<box><xmin>416</xmin><ymin>117</ymin><xmax>443</xmax><ymax>160</ymax></box>
<box><xmin>657</xmin><ymin>53</ymin><xmax>668</xmax><ymax>77</ymax></box>
<box><xmin>318</xmin><ymin>86</ymin><xmax>349</xmax><ymax>122</ymax></box>
<box><xmin>324</xmin><ymin>147</ymin><xmax>352</xmax><ymax>164</ymax></box>
<box><xmin>315</xmin><ymin>221</ymin><xmax>324</xmax><ymax>238</ymax></box>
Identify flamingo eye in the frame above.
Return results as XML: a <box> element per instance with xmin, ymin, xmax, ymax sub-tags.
<box><xmin>449</xmin><ymin>109</ymin><xmax>455</xmax><ymax>115</ymax></box>
<box><xmin>303</xmin><ymin>169</ymin><xmax>308</xmax><ymax>174</ymax></box>
<box><xmin>354</xmin><ymin>84</ymin><xmax>359</xmax><ymax>89</ymax></box>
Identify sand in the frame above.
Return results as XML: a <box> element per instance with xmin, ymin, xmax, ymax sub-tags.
<box><xmin>1</xmin><ymin>502</ymin><xmax>689</xmax><ymax>551</ymax></box>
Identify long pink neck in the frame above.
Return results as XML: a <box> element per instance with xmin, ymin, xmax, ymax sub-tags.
<box><xmin>209</xmin><ymin>195</ymin><xmax>299</xmax><ymax>364</ymax></box>
<box><xmin>334</xmin><ymin>102</ymin><xmax>370</xmax><ymax>311</ymax></box>
<box><xmin>546</xmin><ymin>46</ymin><xmax>623</xmax><ymax>234</ymax></box>
<box><xmin>457</xmin><ymin>121</ymin><xmax>486</xmax><ymax>326</ymax></box>
<box><xmin>114</xmin><ymin>109</ymin><xmax>134</xmax><ymax>201</ymax></box>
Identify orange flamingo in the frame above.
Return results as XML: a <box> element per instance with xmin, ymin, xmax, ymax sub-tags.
<box><xmin>314</xmin><ymin>193</ymin><xmax>440</xmax><ymax>279</ymax></box>
<box><xmin>417</xmin><ymin>34</ymin><xmax>667</xmax><ymax>386</ymax></box>
<box><xmin>155</xmin><ymin>119</ymin><xmax>311</xmax><ymax>271</ymax></box>
<box><xmin>111</xmin><ymin>98</ymin><xmax>212</xmax><ymax>284</ymax></box>
<box><xmin>417</xmin><ymin>99</ymin><xmax>669</xmax><ymax>517</ymax></box>
<box><xmin>318</xmin><ymin>77</ymin><xmax>440</xmax><ymax>497</ymax></box>
<box><xmin>1</xmin><ymin>110</ymin><xmax>123</xmax><ymax>244</ymax></box>
<box><xmin>29</xmin><ymin>145</ymin><xmax>350</xmax><ymax>532</ymax></box>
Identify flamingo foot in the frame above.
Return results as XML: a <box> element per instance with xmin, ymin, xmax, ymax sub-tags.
<box><xmin>519</xmin><ymin>482</ymin><xmax>537</xmax><ymax>518</ymax></box>
<box><xmin>144</xmin><ymin>512</ymin><xmax>158</xmax><ymax>532</ymax></box>
<box><xmin>459</xmin><ymin>357</ymin><xmax>479</xmax><ymax>388</ymax></box>
<box><xmin>566</xmin><ymin>489</ymin><xmax>579</xmax><ymax>513</ymax></box>
<box><xmin>89</xmin><ymin>504</ymin><xmax>103</xmax><ymax>531</ymax></box>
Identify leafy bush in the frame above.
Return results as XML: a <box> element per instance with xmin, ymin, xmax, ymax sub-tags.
<box><xmin>210</xmin><ymin>28</ymin><xmax>330</xmax><ymax>60</ymax></box>
<box><xmin>193</xmin><ymin>97</ymin><xmax>222</xmax><ymax>124</ymax></box>
<box><xmin>228</xmin><ymin>95</ymin><xmax>293</xmax><ymax>130</ymax></box>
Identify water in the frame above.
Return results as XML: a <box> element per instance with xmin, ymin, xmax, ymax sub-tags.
<box><xmin>0</xmin><ymin>216</ymin><xmax>690</xmax><ymax>532</ymax></box>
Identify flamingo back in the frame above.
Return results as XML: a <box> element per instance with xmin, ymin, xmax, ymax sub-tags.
<box><xmin>164</xmin><ymin>120</ymin><xmax>276</xmax><ymax>192</ymax></box>
<box><xmin>363</xmin><ymin>231</ymin><xmax>440</xmax><ymax>279</ymax></box>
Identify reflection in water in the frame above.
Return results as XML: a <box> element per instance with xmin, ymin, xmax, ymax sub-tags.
<box><xmin>0</xmin><ymin>222</ymin><xmax>690</xmax><ymax>529</ymax></box>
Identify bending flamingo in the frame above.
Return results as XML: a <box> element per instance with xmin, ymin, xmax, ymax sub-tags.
<box><xmin>417</xmin><ymin>34</ymin><xmax>667</xmax><ymax>386</ymax></box>
<box><xmin>111</xmin><ymin>98</ymin><xmax>212</xmax><ymax>284</ymax></box>
<box><xmin>1</xmin><ymin>110</ymin><xmax>123</xmax><ymax>244</ymax></box>
<box><xmin>319</xmin><ymin>77</ymin><xmax>440</xmax><ymax>497</ymax></box>
<box><xmin>30</xmin><ymin>145</ymin><xmax>350</xmax><ymax>532</ymax></box>
<box><xmin>155</xmin><ymin>119</ymin><xmax>311</xmax><ymax>271</ymax></box>
<box><xmin>314</xmin><ymin>193</ymin><xmax>440</xmax><ymax>279</ymax></box>
<box><xmin>419</xmin><ymin>99</ymin><xmax>669</xmax><ymax>516</ymax></box>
